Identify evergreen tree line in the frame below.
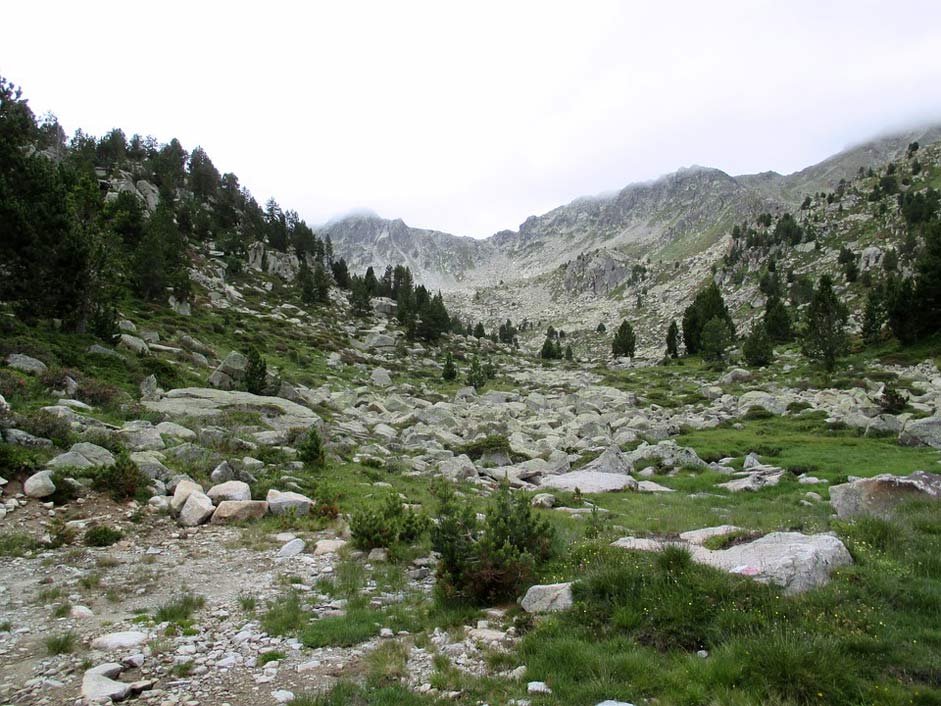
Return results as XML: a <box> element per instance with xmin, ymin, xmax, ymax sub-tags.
<box><xmin>0</xmin><ymin>76</ymin><xmax>339</xmax><ymax>334</ymax></box>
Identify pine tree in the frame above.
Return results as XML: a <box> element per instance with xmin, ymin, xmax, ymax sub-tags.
<box><xmin>298</xmin><ymin>258</ymin><xmax>316</xmax><ymax>304</ymax></box>
<box><xmin>666</xmin><ymin>320</ymin><xmax>679</xmax><ymax>358</ymax></box>
<box><xmin>611</xmin><ymin>320</ymin><xmax>636</xmax><ymax>357</ymax></box>
<box><xmin>763</xmin><ymin>295</ymin><xmax>792</xmax><ymax>342</ymax></box>
<box><xmin>312</xmin><ymin>262</ymin><xmax>331</xmax><ymax>304</ymax></box>
<box><xmin>886</xmin><ymin>275</ymin><xmax>918</xmax><ymax>345</ymax></box>
<box><xmin>682</xmin><ymin>282</ymin><xmax>735</xmax><ymax>354</ymax></box>
<box><xmin>466</xmin><ymin>356</ymin><xmax>486</xmax><ymax>390</ymax></box>
<box><xmin>473</xmin><ymin>322</ymin><xmax>486</xmax><ymax>338</ymax></box>
<box><xmin>350</xmin><ymin>278</ymin><xmax>372</xmax><ymax>317</ymax></box>
<box><xmin>564</xmin><ymin>344</ymin><xmax>573</xmax><ymax>361</ymax></box>
<box><xmin>244</xmin><ymin>347</ymin><xmax>268</xmax><ymax>395</ymax></box>
<box><xmin>862</xmin><ymin>285</ymin><xmax>886</xmax><ymax>345</ymax></box>
<box><xmin>742</xmin><ymin>321</ymin><xmax>773</xmax><ymax>367</ymax></box>
<box><xmin>701</xmin><ymin>316</ymin><xmax>733</xmax><ymax>362</ymax></box>
<box><xmin>801</xmin><ymin>275</ymin><xmax>848</xmax><ymax>372</ymax></box>
<box><xmin>442</xmin><ymin>351</ymin><xmax>457</xmax><ymax>381</ymax></box>
<box><xmin>540</xmin><ymin>335</ymin><xmax>561</xmax><ymax>360</ymax></box>
<box><xmin>298</xmin><ymin>426</ymin><xmax>325</xmax><ymax>468</ymax></box>
<box><xmin>915</xmin><ymin>220</ymin><xmax>941</xmax><ymax>337</ymax></box>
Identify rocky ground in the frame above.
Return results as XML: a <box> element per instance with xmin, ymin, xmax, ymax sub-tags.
<box><xmin>3</xmin><ymin>229</ymin><xmax>941</xmax><ymax>706</ymax></box>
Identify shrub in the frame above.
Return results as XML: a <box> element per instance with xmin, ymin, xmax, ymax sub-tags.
<box><xmin>611</xmin><ymin>320</ymin><xmax>636</xmax><ymax>357</ymax></box>
<box><xmin>84</xmin><ymin>525</ymin><xmax>123</xmax><ymax>547</ymax></box>
<box><xmin>297</xmin><ymin>426</ymin><xmax>325</xmax><ymax>468</ymax></box>
<box><xmin>878</xmin><ymin>385</ymin><xmax>906</xmax><ymax>414</ymax></box>
<box><xmin>455</xmin><ymin>434</ymin><xmax>511</xmax><ymax>461</ymax></box>
<box><xmin>466</xmin><ymin>356</ymin><xmax>487</xmax><ymax>390</ymax></box>
<box><xmin>442</xmin><ymin>351</ymin><xmax>457</xmax><ymax>381</ymax></box>
<box><xmin>156</xmin><ymin>593</ymin><xmax>205</xmax><ymax>624</ymax></box>
<box><xmin>21</xmin><ymin>410</ymin><xmax>73</xmax><ymax>448</ymax></box>
<box><xmin>350</xmin><ymin>495</ymin><xmax>430</xmax><ymax>551</ymax></box>
<box><xmin>742</xmin><ymin>321</ymin><xmax>773</xmax><ymax>367</ymax></box>
<box><xmin>700</xmin><ymin>316</ymin><xmax>733</xmax><ymax>362</ymax></box>
<box><xmin>91</xmin><ymin>453</ymin><xmax>150</xmax><ymax>502</ymax></box>
<box><xmin>432</xmin><ymin>483</ymin><xmax>554</xmax><ymax>605</ymax></box>
<box><xmin>45</xmin><ymin>632</ymin><xmax>76</xmax><ymax>655</ymax></box>
<box><xmin>243</xmin><ymin>347</ymin><xmax>267</xmax><ymax>395</ymax></box>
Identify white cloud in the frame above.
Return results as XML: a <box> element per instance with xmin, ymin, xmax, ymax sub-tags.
<box><xmin>5</xmin><ymin>0</ymin><xmax>941</xmax><ymax>237</ymax></box>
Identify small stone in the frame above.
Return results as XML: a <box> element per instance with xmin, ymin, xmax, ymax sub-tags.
<box><xmin>272</xmin><ymin>689</ymin><xmax>295</xmax><ymax>703</ymax></box>
<box><xmin>90</xmin><ymin>631</ymin><xmax>148</xmax><ymax>651</ymax></box>
<box><xmin>277</xmin><ymin>538</ymin><xmax>306</xmax><ymax>558</ymax></box>
<box><xmin>314</xmin><ymin>539</ymin><xmax>347</xmax><ymax>555</ymax></box>
<box><xmin>528</xmin><ymin>681</ymin><xmax>552</xmax><ymax>694</ymax></box>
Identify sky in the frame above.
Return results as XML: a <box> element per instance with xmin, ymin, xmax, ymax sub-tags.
<box><xmin>5</xmin><ymin>1</ymin><xmax>941</xmax><ymax>238</ymax></box>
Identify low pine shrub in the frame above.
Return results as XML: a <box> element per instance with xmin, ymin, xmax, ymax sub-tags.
<box><xmin>84</xmin><ymin>525</ymin><xmax>123</xmax><ymax>547</ymax></box>
<box><xmin>350</xmin><ymin>495</ymin><xmax>430</xmax><ymax>551</ymax></box>
<box><xmin>432</xmin><ymin>483</ymin><xmax>554</xmax><ymax>606</ymax></box>
<box><xmin>91</xmin><ymin>453</ymin><xmax>150</xmax><ymax>502</ymax></box>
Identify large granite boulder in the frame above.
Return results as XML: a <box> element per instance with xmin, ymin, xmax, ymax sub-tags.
<box><xmin>611</xmin><ymin>530</ymin><xmax>852</xmax><ymax>594</ymax></box>
<box><xmin>541</xmin><ymin>470</ymin><xmax>638</xmax><ymax>493</ymax></box>
<box><xmin>829</xmin><ymin>472</ymin><xmax>941</xmax><ymax>519</ymax></box>
<box><xmin>142</xmin><ymin>387</ymin><xmax>322</xmax><ymax>432</ymax></box>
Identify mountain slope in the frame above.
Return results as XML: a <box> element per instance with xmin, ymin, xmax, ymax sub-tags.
<box><xmin>327</xmin><ymin>124</ymin><xmax>941</xmax><ymax>290</ymax></box>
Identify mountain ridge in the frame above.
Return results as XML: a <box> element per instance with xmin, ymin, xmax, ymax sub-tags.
<box><xmin>326</xmin><ymin>123</ymin><xmax>941</xmax><ymax>289</ymax></box>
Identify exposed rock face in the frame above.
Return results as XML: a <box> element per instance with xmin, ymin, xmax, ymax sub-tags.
<box><xmin>143</xmin><ymin>388</ymin><xmax>322</xmax><ymax>432</ymax></box>
<box><xmin>900</xmin><ymin>416</ymin><xmax>941</xmax><ymax>448</ymax></box>
<box><xmin>247</xmin><ymin>241</ymin><xmax>301</xmax><ymax>280</ymax></box>
<box><xmin>829</xmin><ymin>472</ymin><xmax>941</xmax><ymax>519</ymax></box>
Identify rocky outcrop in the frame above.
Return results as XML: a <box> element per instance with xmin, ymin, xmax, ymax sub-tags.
<box><xmin>612</xmin><ymin>529</ymin><xmax>852</xmax><ymax>594</ymax></box>
<box><xmin>829</xmin><ymin>472</ymin><xmax>941</xmax><ymax>519</ymax></box>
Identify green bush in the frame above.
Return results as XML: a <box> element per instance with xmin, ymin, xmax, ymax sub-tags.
<box><xmin>91</xmin><ymin>453</ymin><xmax>150</xmax><ymax>502</ymax></box>
<box><xmin>350</xmin><ymin>495</ymin><xmax>430</xmax><ymax>551</ymax></box>
<box><xmin>21</xmin><ymin>410</ymin><xmax>73</xmax><ymax>448</ymax></box>
<box><xmin>742</xmin><ymin>321</ymin><xmax>773</xmax><ymax>367</ymax></box>
<box><xmin>432</xmin><ymin>483</ymin><xmax>554</xmax><ymax>605</ymax></box>
<box><xmin>297</xmin><ymin>426</ymin><xmax>325</xmax><ymax>468</ymax></box>
<box><xmin>84</xmin><ymin>525</ymin><xmax>123</xmax><ymax>547</ymax></box>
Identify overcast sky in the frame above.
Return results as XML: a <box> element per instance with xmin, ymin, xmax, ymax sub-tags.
<box><xmin>5</xmin><ymin>1</ymin><xmax>941</xmax><ymax>237</ymax></box>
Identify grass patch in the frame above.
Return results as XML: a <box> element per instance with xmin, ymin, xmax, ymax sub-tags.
<box><xmin>155</xmin><ymin>593</ymin><xmax>205</xmax><ymax>624</ymax></box>
<box><xmin>45</xmin><ymin>632</ymin><xmax>77</xmax><ymax>655</ymax></box>
<box><xmin>300</xmin><ymin>599</ymin><xmax>382</xmax><ymax>648</ymax></box>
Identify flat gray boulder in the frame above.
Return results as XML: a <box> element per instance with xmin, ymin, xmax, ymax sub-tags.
<box><xmin>520</xmin><ymin>582</ymin><xmax>573</xmax><ymax>613</ymax></box>
<box><xmin>143</xmin><ymin>388</ymin><xmax>321</xmax><ymax>432</ymax></box>
<box><xmin>541</xmin><ymin>470</ymin><xmax>638</xmax><ymax>493</ymax></box>
<box><xmin>5</xmin><ymin>353</ymin><xmax>47</xmax><ymax>375</ymax></box>
<box><xmin>829</xmin><ymin>472</ymin><xmax>941</xmax><ymax>519</ymax></box>
<box><xmin>581</xmin><ymin>446</ymin><xmax>632</xmax><ymax>475</ymax></box>
<box><xmin>266</xmin><ymin>489</ymin><xmax>313</xmax><ymax>516</ymax></box>
<box><xmin>900</xmin><ymin>417</ymin><xmax>941</xmax><ymax>449</ymax></box>
<box><xmin>211</xmin><ymin>500</ymin><xmax>268</xmax><ymax>524</ymax></box>
<box><xmin>90</xmin><ymin>631</ymin><xmax>148</xmax><ymax>651</ymax></box>
<box><xmin>207</xmin><ymin>480</ymin><xmax>251</xmax><ymax>503</ymax></box>
<box><xmin>611</xmin><ymin>531</ymin><xmax>851</xmax><ymax>594</ymax></box>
